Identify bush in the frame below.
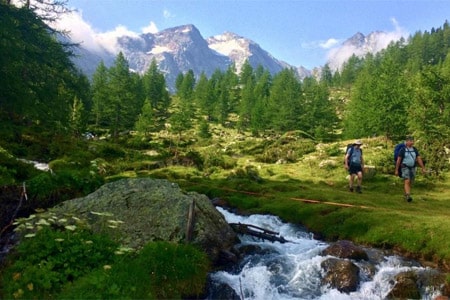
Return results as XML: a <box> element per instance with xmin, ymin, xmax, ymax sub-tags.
<box><xmin>0</xmin><ymin>148</ymin><xmax>42</xmax><ymax>184</ymax></box>
<box><xmin>58</xmin><ymin>242</ymin><xmax>210</xmax><ymax>299</ymax></box>
<box><xmin>97</xmin><ymin>144</ymin><xmax>126</xmax><ymax>160</ymax></box>
<box><xmin>255</xmin><ymin>138</ymin><xmax>316</xmax><ymax>163</ymax></box>
<box><xmin>1</xmin><ymin>224</ymin><xmax>119</xmax><ymax>299</ymax></box>
<box><xmin>25</xmin><ymin>168</ymin><xmax>104</xmax><ymax>208</ymax></box>
<box><xmin>202</xmin><ymin>149</ymin><xmax>237</xmax><ymax>170</ymax></box>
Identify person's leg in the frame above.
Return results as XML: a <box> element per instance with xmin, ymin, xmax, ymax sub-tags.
<box><xmin>404</xmin><ymin>179</ymin><xmax>411</xmax><ymax>195</ymax></box>
<box><xmin>402</xmin><ymin>167</ymin><xmax>413</xmax><ymax>201</ymax></box>
<box><xmin>356</xmin><ymin>171</ymin><xmax>363</xmax><ymax>193</ymax></box>
<box><xmin>349</xmin><ymin>173</ymin><xmax>354</xmax><ymax>191</ymax></box>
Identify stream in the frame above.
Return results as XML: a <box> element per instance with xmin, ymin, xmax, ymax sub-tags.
<box><xmin>207</xmin><ymin>207</ymin><xmax>444</xmax><ymax>300</ymax></box>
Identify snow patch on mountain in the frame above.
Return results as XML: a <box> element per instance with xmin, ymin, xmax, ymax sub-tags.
<box><xmin>207</xmin><ymin>32</ymin><xmax>252</xmax><ymax>72</ymax></box>
<box><xmin>326</xmin><ymin>30</ymin><xmax>405</xmax><ymax>71</ymax></box>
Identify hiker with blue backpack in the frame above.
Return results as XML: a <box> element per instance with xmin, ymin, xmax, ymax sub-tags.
<box><xmin>394</xmin><ymin>136</ymin><xmax>426</xmax><ymax>202</ymax></box>
<box><xmin>345</xmin><ymin>140</ymin><xmax>364</xmax><ymax>193</ymax></box>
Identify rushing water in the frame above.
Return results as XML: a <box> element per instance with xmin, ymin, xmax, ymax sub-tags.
<box><xmin>207</xmin><ymin>207</ymin><xmax>442</xmax><ymax>300</ymax></box>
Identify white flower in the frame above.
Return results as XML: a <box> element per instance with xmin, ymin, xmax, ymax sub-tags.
<box><xmin>64</xmin><ymin>225</ymin><xmax>77</xmax><ymax>231</ymax></box>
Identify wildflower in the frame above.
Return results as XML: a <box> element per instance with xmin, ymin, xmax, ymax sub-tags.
<box><xmin>24</xmin><ymin>233</ymin><xmax>36</xmax><ymax>238</ymax></box>
<box><xmin>64</xmin><ymin>225</ymin><xmax>77</xmax><ymax>231</ymax></box>
<box><xmin>13</xmin><ymin>289</ymin><xmax>24</xmax><ymax>298</ymax></box>
<box><xmin>13</xmin><ymin>272</ymin><xmax>21</xmax><ymax>281</ymax></box>
<box><xmin>36</xmin><ymin>219</ymin><xmax>51</xmax><ymax>226</ymax></box>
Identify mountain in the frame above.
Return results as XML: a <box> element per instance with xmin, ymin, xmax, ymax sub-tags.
<box><xmin>70</xmin><ymin>24</ymin><xmax>400</xmax><ymax>91</ymax></box>
<box><xmin>326</xmin><ymin>31</ymin><xmax>402</xmax><ymax>71</ymax></box>
<box><xmin>71</xmin><ymin>24</ymin><xmax>310</xmax><ymax>91</ymax></box>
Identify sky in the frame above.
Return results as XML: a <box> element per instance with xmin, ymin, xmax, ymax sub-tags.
<box><xmin>55</xmin><ymin>0</ymin><xmax>450</xmax><ymax>69</ymax></box>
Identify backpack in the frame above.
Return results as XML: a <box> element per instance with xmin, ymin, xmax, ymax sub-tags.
<box><xmin>344</xmin><ymin>143</ymin><xmax>362</xmax><ymax>165</ymax></box>
<box><xmin>393</xmin><ymin>143</ymin><xmax>405</xmax><ymax>177</ymax></box>
<box><xmin>393</xmin><ymin>143</ymin><xmax>405</xmax><ymax>166</ymax></box>
<box><xmin>394</xmin><ymin>143</ymin><xmax>419</xmax><ymax>177</ymax></box>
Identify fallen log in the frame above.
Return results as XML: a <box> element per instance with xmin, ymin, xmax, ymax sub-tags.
<box><xmin>229</xmin><ymin>222</ymin><xmax>292</xmax><ymax>243</ymax></box>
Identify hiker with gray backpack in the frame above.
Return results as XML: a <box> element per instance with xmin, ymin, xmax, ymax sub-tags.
<box><xmin>394</xmin><ymin>136</ymin><xmax>426</xmax><ymax>202</ymax></box>
<box><xmin>345</xmin><ymin>140</ymin><xmax>364</xmax><ymax>193</ymax></box>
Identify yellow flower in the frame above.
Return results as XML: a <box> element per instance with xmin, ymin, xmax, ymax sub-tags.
<box><xmin>103</xmin><ymin>265</ymin><xmax>112</xmax><ymax>270</ymax></box>
<box><xmin>13</xmin><ymin>272</ymin><xmax>21</xmax><ymax>281</ymax></box>
<box><xmin>27</xmin><ymin>283</ymin><xmax>34</xmax><ymax>291</ymax></box>
<box><xmin>13</xmin><ymin>289</ymin><xmax>24</xmax><ymax>298</ymax></box>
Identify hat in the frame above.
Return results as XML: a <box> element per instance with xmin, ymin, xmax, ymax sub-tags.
<box><xmin>405</xmin><ymin>136</ymin><xmax>414</xmax><ymax>141</ymax></box>
<box><xmin>354</xmin><ymin>140</ymin><xmax>363</xmax><ymax>145</ymax></box>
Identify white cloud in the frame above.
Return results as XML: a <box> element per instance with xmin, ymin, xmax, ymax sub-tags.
<box><xmin>163</xmin><ymin>9</ymin><xmax>175</xmax><ymax>19</ymax></box>
<box><xmin>319</xmin><ymin>38</ymin><xmax>340</xmax><ymax>49</ymax></box>
<box><xmin>326</xmin><ymin>18</ymin><xmax>409</xmax><ymax>70</ymax></box>
<box><xmin>53</xmin><ymin>10</ymin><xmax>149</xmax><ymax>55</ymax></box>
<box><xmin>96</xmin><ymin>25</ymin><xmax>142</xmax><ymax>54</ymax></box>
<box><xmin>53</xmin><ymin>10</ymin><xmax>105</xmax><ymax>53</ymax></box>
<box><xmin>301</xmin><ymin>38</ymin><xmax>341</xmax><ymax>50</ymax></box>
<box><xmin>142</xmin><ymin>21</ymin><xmax>159</xmax><ymax>34</ymax></box>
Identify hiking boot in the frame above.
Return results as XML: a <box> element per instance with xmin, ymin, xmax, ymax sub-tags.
<box><xmin>349</xmin><ymin>186</ymin><xmax>354</xmax><ymax>192</ymax></box>
<box><xmin>356</xmin><ymin>186</ymin><xmax>362</xmax><ymax>193</ymax></box>
<box><xmin>405</xmin><ymin>194</ymin><xmax>413</xmax><ymax>202</ymax></box>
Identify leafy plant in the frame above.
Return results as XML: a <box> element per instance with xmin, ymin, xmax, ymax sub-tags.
<box><xmin>2</xmin><ymin>221</ymin><xmax>119</xmax><ymax>299</ymax></box>
<box><xmin>57</xmin><ymin>241</ymin><xmax>210</xmax><ymax>299</ymax></box>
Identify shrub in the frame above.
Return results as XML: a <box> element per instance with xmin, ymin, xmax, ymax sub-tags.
<box><xmin>202</xmin><ymin>149</ymin><xmax>237</xmax><ymax>170</ymax></box>
<box><xmin>255</xmin><ymin>138</ymin><xmax>316</xmax><ymax>163</ymax></box>
<box><xmin>25</xmin><ymin>168</ymin><xmax>104</xmax><ymax>208</ymax></box>
<box><xmin>58</xmin><ymin>242</ymin><xmax>210</xmax><ymax>299</ymax></box>
<box><xmin>227</xmin><ymin>165</ymin><xmax>263</xmax><ymax>183</ymax></box>
<box><xmin>97</xmin><ymin>144</ymin><xmax>126</xmax><ymax>160</ymax></box>
<box><xmin>1</xmin><ymin>223</ymin><xmax>119</xmax><ymax>299</ymax></box>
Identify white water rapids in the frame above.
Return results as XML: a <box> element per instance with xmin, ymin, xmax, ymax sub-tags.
<box><xmin>207</xmin><ymin>207</ymin><xmax>442</xmax><ymax>300</ymax></box>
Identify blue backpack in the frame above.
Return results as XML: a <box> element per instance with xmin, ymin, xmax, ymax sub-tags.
<box><xmin>344</xmin><ymin>143</ymin><xmax>362</xmax><ymax>165</ymax></box>
<box><xmin>393</xmin><ymin>143</ymin><xmax>405</xmax><ymax>166</ymax></box>
<box><xmin>394</xmin><ymin>143</ymin><xmax>405</xmax><ymax>177</ymax></box>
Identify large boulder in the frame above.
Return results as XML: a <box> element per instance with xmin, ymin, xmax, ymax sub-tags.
<box><xmin>321</xmin><ymin>240</ymin><xmax>369</xmax><ymax>261</ymax></box>
<box><xmin>321</xmin><ymin>258</ymin><xmax>360</xmax><ymax>293</ymax></box>
<box><xmin>385</xmin><ymin>271</ymin><xmax>421</xmax><ymax>299</ymax></box>
<box><xmin>51</xmin><ymin>178</ymin><xmax>237</xmax><ymax>264</ymax></box>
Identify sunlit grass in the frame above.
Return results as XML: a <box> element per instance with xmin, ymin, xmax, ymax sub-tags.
<box><xmin>112</xmin><ymin>129</ymin><xmax>450</xmax><ymax>270</ymax></box>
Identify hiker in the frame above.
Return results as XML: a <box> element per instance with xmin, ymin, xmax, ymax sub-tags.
<box><xmin>345</xmin><ymin>140</ymin><xmax>364</xmax><ymax>193</ymax></box>
<box><xmin>395</xmin><ymin>136</ymin><xmax>426</xmax><ymax>202</ymax></box>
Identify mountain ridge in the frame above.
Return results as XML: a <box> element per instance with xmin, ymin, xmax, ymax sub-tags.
<box><xmin>70</xmin><ymin>24</ymin><xmax>400</xmax><ymax>91</ymax></box>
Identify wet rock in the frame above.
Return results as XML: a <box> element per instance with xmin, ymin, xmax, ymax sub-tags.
<box><xmin>417</xmin><ymin>269</ymin><xmax>449</xmax><ymax>298</ymax></box>
<box><xmin>207</xmin><ymin>281</ymin><xmax>240</xmax><ymax>300</ymax></box>
<box><xmin>321</xmin><ymin>258</ymin><xmax>360</xmax><ymax>293</ymax></box>
<box><xmin>386</xmin><ymin>271</ymin><xmax>421</xmax><ymax>300</ymax></box>
<box><xmin>321</xmin><ymin>240</ymin><xmax>369</xmax><ymax>261</ymax></box>
<box><xmin>51</xmin><ymin>178</ymin><xmax>237</xmax><ymax>265</ymax></box>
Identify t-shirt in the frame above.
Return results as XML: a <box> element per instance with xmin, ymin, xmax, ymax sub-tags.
<box><xmin>400</xmin><ymin>147</ymin><xmax>418</xmax><ymax>167</ymax></box>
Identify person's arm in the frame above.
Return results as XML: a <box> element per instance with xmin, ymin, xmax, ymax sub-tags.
<box><xmin>417</xmin><ymin>155</ymin><xmax>426</xmax><ymax>173</ymax></box>
<box><xmin>344</xmin><ymin>153</ymin><xmax>350</xmax><ymax>169</ymax></box>
<box><xmin>395</xmin><ymin>156</ymin><xmax>402</xmax><ymax>176</ymax></box>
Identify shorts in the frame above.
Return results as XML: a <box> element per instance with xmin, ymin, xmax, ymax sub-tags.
<box><xmin>349</xmin><ymin>163</ymin><xmax>363</xmax><ymax>175</ymax></box>
<box><xmin>401</xmin><ymin>165</ymin><xmax>416</xmax><ymax>180</ymax></box>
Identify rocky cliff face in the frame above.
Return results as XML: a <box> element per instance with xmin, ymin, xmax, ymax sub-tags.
<box><xmin>51</xmin><ymin>178</ymin><xmax>237</xmax><ymax>264</ymax></box>
<box><xmin>71</xmin><ymin>24</ymin><xmax>311</xmax><ymax>91</ymax></box>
